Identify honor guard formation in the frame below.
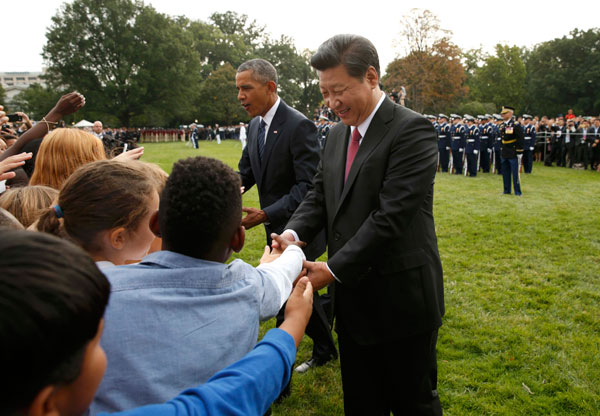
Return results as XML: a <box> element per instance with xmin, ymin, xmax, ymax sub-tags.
<box><xmin>423</xmin><ymin>107</ymin><xmax>600</xmax><ymax>196</ymax></box>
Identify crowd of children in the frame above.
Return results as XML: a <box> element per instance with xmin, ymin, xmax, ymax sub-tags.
<box><xmin>0</xmin><ymin>93</ymin><xmax>314</xmax><ymax>415</ymax></box>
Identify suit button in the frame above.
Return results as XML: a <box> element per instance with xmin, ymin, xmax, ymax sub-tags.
<box><xmin>334</xmin><ymin>232</ymin><xmax>341</xmax><ymax>241</ymax></box>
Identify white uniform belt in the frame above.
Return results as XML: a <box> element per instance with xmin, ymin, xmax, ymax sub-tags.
<box><xmin>467</xmin><ymin>139</ymin><xmax>475</xmax><ymax>142</ymax></box>
<box><xmin>525</xmin><ymin>136</ymin><xmax>532</xmax><ymax>139</ymax></box>
<box><xmin>452</xmin><ymin>136</ymin><xmax>461</xmax><ymax>139</ymax></box>
<box><xmin>481</xmin><ymin>136</ymin><xmax>489</xmax><ymax>138</ymax></box>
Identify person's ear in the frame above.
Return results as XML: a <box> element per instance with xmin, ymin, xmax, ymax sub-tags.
<box><xmin>366</xmin><ymin>66</ymin><xmax>379</xmax><ymax>88</ymax></box>
<box><xmin>149</xmin><ymin>211</ymin><xmax>160</xmax><ymax>237</ymax></box>
<box><xmin>266</xmin><ymin>80</ymin><xmax>277</xmax><ymax>94</ymax></box>
<box><xmin>230</xmin><ymin>226</ymin><xmax>245</xmax><ymax>253</ymax></box>
<box><xmin>108</xmin><ymin>227</ymin><xmax>127</xmax><ymax>250</ymax></box>
<box><xmin>27</xmin><ymin>385</ymin><xmax>59</xmax><ymax>416</ymax></box>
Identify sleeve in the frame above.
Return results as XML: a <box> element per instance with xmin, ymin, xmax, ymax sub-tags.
<box><xmin>254</xmin><ymin>245</ymin><xmax>305</xmax><ymax>319</ymax></box>
<box><xmin>109</xmin><ymin>329</ymin><xmax>296</xmax><ymax>416</ymax></box>
<box><xmin>285</xmin><ymin>149</ymin><xmax>329</xmax><ymax>247</ymax></box>
<box><xmin>238</xmin><ymin>131</ymin><xmax>256</xmax><ymax>192</ymax></box>
<box><xmin>516</xmin><ymin>123</ymin><xmax>525</xmax><ymax>153</ymax></box>
<box><xmin>262</xmin><ymin>119</ymin><xmax>320</xmax><ymax>225</ymax></box>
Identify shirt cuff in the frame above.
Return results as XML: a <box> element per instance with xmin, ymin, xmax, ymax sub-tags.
<box><xmin>283</xmin><ymin>229</ymin><xmax>299</xmax><ymax>242</ymax></box>
<box><xmin>326</xmin><ymin>262</ymin><xmax>341</xmax><ymax>283</ymax></box>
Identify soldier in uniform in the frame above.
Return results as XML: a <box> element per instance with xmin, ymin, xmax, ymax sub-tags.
<box><xmin>437</xmin><ymin>114</ymin><xmax>451</xmax><ymax>172</ymax></box>
<box><xmin>492</xmin><ymin>114</ymin><xmax>503</xmax><ymax>174</ymax></box>
<box><xmin>499</xmin><ymin>106</ymin><xmax>524</xmax><ymax>195</ymax></box>
<box><xmin>478</xmin><ymin>114</ymin><xmax>493</xmax><ymax>173</ymax></box>
<box><xmin>522</xmin><ymin>114</ymin><xmax>536</xmax><ymax>173</ymax></box>
<box><xmin>450</xmin><ymin>114</ymin><xmax>466</xmax><ymax>174</ymax></box>
<box><xmin>464</xmin><ymin>115</ymin><xmax>480</xmax><ymax>177</ymax></box>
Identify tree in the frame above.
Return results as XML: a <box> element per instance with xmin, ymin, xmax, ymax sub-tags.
<box><xmin>396</xmin><ymin>8</ymin><xmax>451</xmax><ymax>55</ymax></box>
<box><xmin>470</xmin><ymin>45</ymin><xmax>526</xmax><ymax>112</ymax></box>
<box><xmin>0</xmin><ymin>84</ymin><xmax>5</xmax><ymax>105</ymax></box>
<box><xmin>257</xmin><ymin>37</ymin><xmax>320</xmax><ymax>116</ymax></box>
<box><xmin>384</xmin><ymin>39</ymin><xmax>467</xmax><ymax>114</ymax></box>
<box><xmin>11</xmin><ymin>84</ymin><xmax>64</xmax><ymax>121</ymax></box>
<box><xmin>385</xmin><ymin>9</ymin><xmax>467</xmax><ymax>114</ymax></box>
<box><xmin>197</xmin><ymin>63</ymin><xmax>247</xmax><ymax>125</ymax></box>
<box><xmin>43</xmin><ymin>0</ymin><xmax>202</xmax><ymax>126</ymax></box>
<box><xmin>525</xmin><ymin>28</ymin><xmax>600</xmax><ymax>116</ymax></box>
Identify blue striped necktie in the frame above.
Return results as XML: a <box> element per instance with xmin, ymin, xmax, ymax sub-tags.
<box><xmin>257</xmin><ymin>119</ymin><xmax>267</xmax><ymax>162</ymax></box>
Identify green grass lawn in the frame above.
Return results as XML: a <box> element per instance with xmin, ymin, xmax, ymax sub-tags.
<box><xmin>142</xmin><ymin>140</ymin><xmax>600</xmax><ymax>415</ymax></box>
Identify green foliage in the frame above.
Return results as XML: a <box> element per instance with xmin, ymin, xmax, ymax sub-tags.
<box><xmin>257</xmin><ymin>37</ymin><xmax>320</xmax><ymax>116</ymax></box>
<box><xmin>142</xmin><ymin>141</ymin><xmax>600</xmax><ymax>416</ymax></box>
<box><xmin>11</xmin><ymin>84</ymin><xmax>63</xmax><ymax>120</ymax></box>
<box><xmin>42</xmin><ymin>0</ymin><xmax>202</xmax><ymax>127</ymax></box>
<box><xmin>197</xmin><ymin>63</ymin><xmax>247</xmax><ymax>125</ymax></box>
<box><xmin>41</xmin><ymin>4</ymin><xmax>318</xmax><ymax>126</ymax></box>
<box><xmin>525</xmin><ymin>28</ymin><xmax>600</xmax><ymax>116</ymax></box>
<box><xmin>470</xmin><ymin>44</ymin><xmax>527</xmax><ymax>112</ymax></box>
<box><xmin>0</xmin><ymin>84</ymin><xmax>5</xmax><ymax>104</ymax></box>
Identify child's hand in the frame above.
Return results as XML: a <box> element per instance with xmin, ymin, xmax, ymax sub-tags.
<box><xmin>280</xmin><ymin>276</ymin><xmax>313</xmax><ymax>347</ymax></box>
<box><xmin>259</xmin><ymin>245</ymin><xmax>281</xmax><ymax>264</ymax></box>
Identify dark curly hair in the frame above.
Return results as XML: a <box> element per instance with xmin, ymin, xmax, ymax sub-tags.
<box><xmin>159</xmin><ymin>156</ymin><xmax>242</xmax><ymax>258</ymax></box>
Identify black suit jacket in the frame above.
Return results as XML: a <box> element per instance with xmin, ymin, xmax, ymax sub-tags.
<box><xmin>286</xmin><ymin>97</ymin><xmax>444</xmax><ymax>345</ymax></box>
<box><xmin>238</xmin><ymin>99</ymin><xmax>325</xmax><ymax>259</ymax></box>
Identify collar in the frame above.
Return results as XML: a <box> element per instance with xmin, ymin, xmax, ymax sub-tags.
<box><xmin>260</xmin><ymin>97</ymin><xmax>281</xmax><ymax>129</ymax></box>
<box><xmin>351</xmin><ymin>92</ymin><xmax>385</xmax><ymax>139</ymax></box>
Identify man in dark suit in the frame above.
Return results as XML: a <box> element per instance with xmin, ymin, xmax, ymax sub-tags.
<box><xmin>236</xmin><ymin>59</ymin><xmax>337</xmax><ymax>378</ymax></box>
<box><xmin>275</xmin><ymin>35</ymin><xmax>444</xmax><ymax>415</ymax></box>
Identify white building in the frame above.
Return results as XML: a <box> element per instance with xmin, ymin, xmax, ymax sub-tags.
<box><xmin>1</xmin><ymin>71</ymin><xmax>46</xmax><ymax>106</ymax></box>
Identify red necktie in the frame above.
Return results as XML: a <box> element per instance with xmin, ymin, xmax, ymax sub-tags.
<box><xmin>345</xmin><ymin>128</ymin><xmax>361</xmax><ymax>182</ymax></box>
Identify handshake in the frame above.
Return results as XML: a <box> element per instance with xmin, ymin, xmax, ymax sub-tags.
<box><xmin>260</xmin><ymin>232</ymin><xmax>335</xmax><ymax>291</ymax></box>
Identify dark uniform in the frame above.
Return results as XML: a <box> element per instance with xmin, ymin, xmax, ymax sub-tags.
<box><xmin>493</xmin><ymin>114</ymin><xmax>503</xmax><ymax>174</ymax></box>
<box><xmin>436</xmin><ymin>114</ymin><xmax>451</xmax><ymax>172</ymax></box>
<box><xmin>478</xmin><ymin>114</ymin><xmax>493</xmax><ymax>173</ymax></box>
<box><xmin>450</xmin><ymin>114</ymin><xmax>466</xmax><ymax>174</ymax></box>
<box><xmin>499</xmin><ymin>106</ymin><xmax>524</xmax><ymax>195</ymax></box>
<box><xmin>522</xmin><ymin>114</ymin><xmax>536</xmax><ymax>173</ymax></box>
<box><xmin>464</xmin><ymin>115</ymin><xmax>480</xmax><ymax>177</ymax></box>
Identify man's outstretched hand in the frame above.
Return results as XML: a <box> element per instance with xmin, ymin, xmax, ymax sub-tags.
<box><xmin>302</xmin><ymin>260</ymin><xmax>335</xmax><ymax>291</ymax></box>
<box><xmin>270</xmin><ymin>232</ymin><xmax>306</xmax><ymax>255</ymax></box>
<box><xmin>241</xmin><ymin>207</ymin><xmax>268</xmax><ymax>229</ymax></box>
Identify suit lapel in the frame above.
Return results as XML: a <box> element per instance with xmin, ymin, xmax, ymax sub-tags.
<box><xmin>330</xmin><ymin>125</ymin><xmax>350</xmax><ymax>205</ymax></box>
<box><xmin>336</xmin><ymin>97</ymin><xmax>394</xmax><ymax>215</ymax></box>
<box><xmin>259</xmin><ymin>101</ymin><xmax>287</xmax><ymax>185</ymax></box>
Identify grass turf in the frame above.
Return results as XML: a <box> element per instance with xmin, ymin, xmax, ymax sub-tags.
<box><xmin>141</xmin><ymin>140</ymin><xmax>600</xmax><ymax>415</ymax></box>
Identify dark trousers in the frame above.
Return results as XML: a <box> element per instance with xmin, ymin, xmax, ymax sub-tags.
<box><xmin>438</xmin><ymin>147</ymin><xmax>450</xmax><ymax>172</ymax></box>
<box><xmin>523</xmin><ymin>148</ymin><xmax>533</xmax><ymax>173</ymax></box>
<box><xmin>494</xmin><ymin>147</ymin><xmax>502</xmax><ymax>174</ymax></box>
<box><xmin>451</xmin><ymin>149</ymin><xmax>463</xmax><ymax>174</ymax></box>
<box><xmin>466</xmin><ymin>153</ymin><xmax>477</xmax><ymax>177</ymax></box>
<box><xmin>479</xmin><ymin>141</ymin><xmax>490</xmax><ymax>172</ymax></box>
<box><xmin>337</xmin><ymin>325</ymin><xmax>442</xmax><ymax>416</ymax></box>
<box><xmin>501</xmin><ymin>157</ymin><xmax>522</xmax><ymax>195</ymax></box>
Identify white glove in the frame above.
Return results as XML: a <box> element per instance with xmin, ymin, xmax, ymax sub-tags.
<box><xmin>474</xmin><ymin>150</ymin><xmax>479</xmax><ymax>155</ymax></box>
<box><xmin>446</xmin><ymin>147</ymin><xmax>451</xmax><ymax>150</ymax></box>
<box><xmin>459</xmin><ymin>148</ymin><xmax>464</xmax><ymax>153</ymax></box>
<box><xmin>530</xmin><ymin>147</ymin><xmax>534</xmax><ymax>151</ymax></box>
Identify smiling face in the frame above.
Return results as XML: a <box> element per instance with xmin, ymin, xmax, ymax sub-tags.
<box><xmin>318</xmin><ymin>64</ymin><xmax>381</xmax><ymax>127</ymax></box>
<box><xmin>236</xmin><ymin>70</ymin><xmax>277</xmax><ymax>118</ymax></box>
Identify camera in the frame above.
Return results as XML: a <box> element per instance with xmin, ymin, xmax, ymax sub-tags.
<box><xmin>7</xmin><ymin>114</ymin><xmax>22</xmax><ymax>123</ymax></box>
